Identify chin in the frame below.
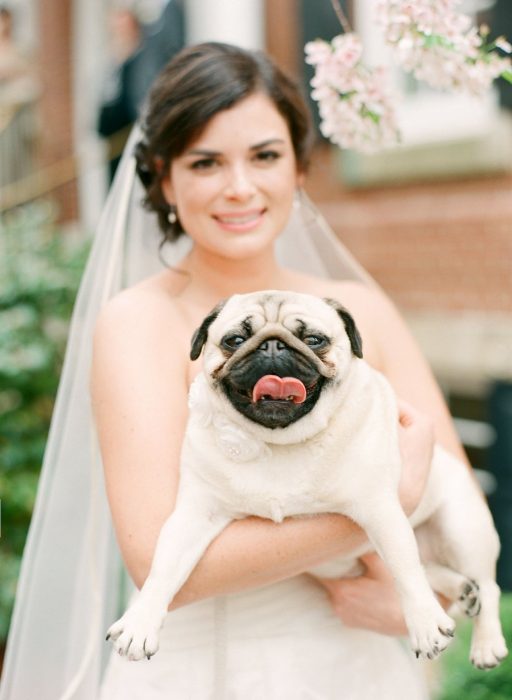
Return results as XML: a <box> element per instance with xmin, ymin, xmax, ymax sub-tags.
<box><xmin>209</xmin><ymin>229</ymin><xmax>281</xmax><ymax>260</ymax></box>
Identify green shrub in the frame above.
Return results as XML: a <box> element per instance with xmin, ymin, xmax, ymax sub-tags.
<box><xmin>0</xmin><ymin>201</ymin><xmax>89</xmax><ymax>641</ymax></box>
<box><xmin>437</xmin><ymin>594</ymin><xmax>512</xmax><ymax>699</ymax></box>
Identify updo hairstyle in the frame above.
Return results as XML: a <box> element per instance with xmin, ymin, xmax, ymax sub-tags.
<box><xmin>134</xmin><ymin>42</ymin><xmax>313</xmax><ymax>241</ymax></box>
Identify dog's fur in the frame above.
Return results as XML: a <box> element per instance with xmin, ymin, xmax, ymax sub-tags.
<box><xmin>107</xmin><ymin>291</ymin><xmax>508</xmax><ymax>668</ymax></box>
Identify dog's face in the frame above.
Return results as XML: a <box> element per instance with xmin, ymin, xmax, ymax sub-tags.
<box><xmin>190</xmin><ymin>291</ymin><xmax>362</xmax><ymax>430</ymax></box>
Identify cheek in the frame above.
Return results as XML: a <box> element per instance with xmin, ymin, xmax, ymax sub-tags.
<box><xmin>203</xmin><ymin>346</ymin><xmax>226</xmax><ymax>376</ymax></box>
<box><xmin>332</xmin><ymin>341</ymin><xmax>352</xmax><ymax>375</ymax></box>
<box><xmin>174</xmin><ymin>179</ymin><xmax>218</xmax><ymax>217</ymax></box>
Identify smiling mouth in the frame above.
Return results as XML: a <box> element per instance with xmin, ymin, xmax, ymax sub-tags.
<box><xmin>213</xmin><ymin>210</ymin><xmax>265</xmax><ymax>229</ymax></box>
<box><xmin>230</xmin><ymin>377</ymin><xmax>319</xmax><ymax>406</ymax></box>
<box><xmin>222</xmin><ymin>375</ymin><xmax>323</xmax><ymax>428</ymax></box>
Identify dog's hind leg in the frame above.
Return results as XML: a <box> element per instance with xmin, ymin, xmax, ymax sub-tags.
<box><xmin>419</xmin><ymin>447</ymin><xmax>508</xmax><ymax>668</ymax></box>
<box><xmin>424</xmin><ymin>560</ymin><xmax>506</xmax><ymax>668</ymax></box>
<box><xmin>469</xmin><ymin>579</ymin><xmax>508</xmax><ymax>668</ymax></box>
<box><xmin>424</xmin><ymin>562</ymin><xmax>481</xmax><ymax>617</ymax></box>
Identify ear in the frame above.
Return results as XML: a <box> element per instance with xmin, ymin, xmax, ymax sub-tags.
<box><xmin>190</xmin><ymin>299</ymin><xmax>227</xmax><ymax>361</ymax></box>
<box><xmin>323</xmin><ymin>298</ymin><xmax>363</xmax><ymax>358</ymax></box>
<box><xmin>161</xmin><ymin>174</ymin><xmax>175</xmax><ymax>206</ymax></box>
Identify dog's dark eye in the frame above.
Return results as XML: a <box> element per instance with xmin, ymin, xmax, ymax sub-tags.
<box><xmin>221</xmin><ymin>335</ymin><xmax>246</xmax><ymax>350</ymax></box>
<box><xmin>304</xmin><ymin>335</ymin><xmax>328</xmax><ymax>349</ymax></box>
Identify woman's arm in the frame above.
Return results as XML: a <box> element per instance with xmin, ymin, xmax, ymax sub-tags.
<box><xmin>358</xmin><ymin>284</ymin><xmax>469</xmax><ymax>464</ymax></box>
<box><xmin>91</xmin><ymin>287</ymin><xmax>432</xmax><ymax>609</ymax></box>
<box><xmin>314</xmin><ymin>283</ymin><xmax>472</xmax><ymax>634</ymax></box>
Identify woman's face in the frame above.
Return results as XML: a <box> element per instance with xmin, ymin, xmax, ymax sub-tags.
<box><xmin>162</xmin><ymin>92</ymin><xmax>303</xmax><ymax>260</ymax></box>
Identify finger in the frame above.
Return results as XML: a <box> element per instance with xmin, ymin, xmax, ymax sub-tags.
<box><xmin>316</xmin><ymin>577</ymin><xmax>338</xmax><ymax>594</ymax></box>
<box><xmin>396</xmin><ymin>398</ymin><xmax>417</xmax><ymax>427</ymax></box>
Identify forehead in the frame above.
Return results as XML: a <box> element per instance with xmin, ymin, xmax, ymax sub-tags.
<box><xmin>185</xmin><ymin>93</ymin><xmax>293</xmax><ymax>151</ymax></box>
<box><xmin>213</xmin><ymin>294</ymin><xmax>338</xmax><ymax>336</ymax></box>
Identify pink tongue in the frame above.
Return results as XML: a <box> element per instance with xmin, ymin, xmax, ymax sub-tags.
<box><xmin>252</xmin><ymin>375</ymin><xmax>307</xmax><ymax>404</ymax></box>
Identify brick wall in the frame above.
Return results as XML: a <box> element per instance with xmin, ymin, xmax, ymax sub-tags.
<box><xmin>307</xmin><ymin>145</ymin><xmax>512</xmax><ymax>313</ymax></box>
<box><xmin>37</xmin><ymin>0</ymin><xmax>77</xmax><ymax>221</ymax></box>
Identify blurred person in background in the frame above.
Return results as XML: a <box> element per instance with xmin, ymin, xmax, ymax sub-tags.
<box><xmin>97</xmin><ymin>0</ymin><xmax>184</xmax><ymax>181</ymax></box>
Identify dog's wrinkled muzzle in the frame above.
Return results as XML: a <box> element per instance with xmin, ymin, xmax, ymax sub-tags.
<box><xmin>214</xmin><ymin>323</ymin><xmax>335</xmax><ymax>381</ymax></box>
<box><xmin>218</xmin><ymin>331</ymin><xmax>328</xmax><ymax>429</ymax></box>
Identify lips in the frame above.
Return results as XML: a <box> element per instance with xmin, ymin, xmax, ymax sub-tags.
<box><xmin>213</xmin><ymin>209</ymin><xmax>265</xmax><ymax>232</ymax></box>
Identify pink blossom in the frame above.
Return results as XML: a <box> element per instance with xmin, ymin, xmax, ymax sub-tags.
<box><xmin>305</xmin><ymin>34</ymin><xmax>400</xmax><ymax>152</ymax></box>
<box><xmin>377</xmin><ymin>0</ymin><xmax>512</xmax><ymax>96</ymax></box>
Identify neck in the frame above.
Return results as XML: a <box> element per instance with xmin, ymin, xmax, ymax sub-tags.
<box><xmin>181</xmin><ymin>244</ymin><xmax>284</xmax><ymax>299</ymax></box>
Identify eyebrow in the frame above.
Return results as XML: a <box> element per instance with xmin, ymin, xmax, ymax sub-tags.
<box><xmin>186</xmin><ymin>138</ymin><xmax>286</xmax><ymax>157</ymax></box>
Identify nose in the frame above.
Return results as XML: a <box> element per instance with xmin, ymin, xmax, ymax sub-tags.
<box><xmin>224</xmin><ymin>164</ymin><xmax>256</xmax><ymax>200</ymax></box>
<box><xmin>258</xmin><ymin>338</ymin><xmax>288</xmax><ymax>355</ymax></box>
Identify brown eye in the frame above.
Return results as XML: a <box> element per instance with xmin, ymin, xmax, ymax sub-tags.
<box><xmin>304</xmin><ymin>335</ymin><xmax>327</xmax><ymax>349</ymax></box>
<box><xmin>190</xmin><ymin>158</ymin><xmax>217</xmax><ymax>170</ymax></box>
<box><xmin>221</xmin><ymin>335</ymin><xmax>246</xmax><ymax>350</ymax></box>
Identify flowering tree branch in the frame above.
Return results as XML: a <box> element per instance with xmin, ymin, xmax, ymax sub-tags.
<box><xmin>377</xmin><ymin>0</ymin><xmax>512</xmax><ymax>96</ymax></box>
<box><xmin>305</xmin><ymin>35</ymin><xmax>400</xmax><ymax>152</ymax></box>
<box><xmin>329</xmin><ymin>0</ymin><xmax>352</xmax><ymax>35</ymax></box>
<box><xmin>306</xmin><ymin>0</ymin><xmax>512</xmax><ymax>153</ymax></box>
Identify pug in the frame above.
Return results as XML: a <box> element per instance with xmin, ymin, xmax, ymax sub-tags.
<box><xmin>107</xmin><ymin>291</ymin><xmax>507</xmax><ymax>669</ymax></box>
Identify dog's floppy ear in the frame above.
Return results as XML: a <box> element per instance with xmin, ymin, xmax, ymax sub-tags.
<box><xmin>323</xmin><ymin>298</ymin><xmax>363</xmax><ymax>358</ymax></box>
<box><xmin>190</xmin><ymin>299</ymin><xmax>227</xmax><ymax>361</ymax></box>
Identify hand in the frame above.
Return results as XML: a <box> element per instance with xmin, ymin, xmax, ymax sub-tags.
<box><xmin>318</xmin><ymin>552</ymin><xmax>407</xmax><ymax>636</ymax></box>
<box><xmin>397</xmin><ymin>399</ymin><xmax>435</xmax><ymax>516</ymax></box>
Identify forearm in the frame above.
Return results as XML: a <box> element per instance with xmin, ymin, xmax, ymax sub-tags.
<box><xmin>157</xmin><ymin>512</ymin><xmax>368</xmax><ymax>609</ymax></box>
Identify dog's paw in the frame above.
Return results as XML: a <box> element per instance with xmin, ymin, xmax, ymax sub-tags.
<box><xmin>459</xmin><ymin>579</ymin><xmax>481</xmax><ymax>618</ymax></box>
<box><xmin>470</xmin><ymin>634</ymin><xmax>508</xmax><ymax>669</ymax></box>
<box><xmin>106</xmin><ymin>604</ymin><xmax>165</xmax><ymax>661</ymax></box>
<box><xmin>407</xmin><ymin>606</ymin><xmax>455</xmax><ymax>660</ymax></box>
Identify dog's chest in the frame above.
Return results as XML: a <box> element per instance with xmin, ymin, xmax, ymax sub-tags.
<box><xmin>183</xmin><ymin>424</ymin><xmax>355</xmax><ymax>521</ymax></box>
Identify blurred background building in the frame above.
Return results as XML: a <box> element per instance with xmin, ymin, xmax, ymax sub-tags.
<box><xmin>0</xmin><ymin>0</ymin><xmax>511</xmax><ymax>583</ymax></box>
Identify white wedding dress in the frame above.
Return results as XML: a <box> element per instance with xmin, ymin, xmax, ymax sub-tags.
<box><xmin>0</xmin><ymin>131</ymin><xmax>428</xmax><ymax>700</ymax></box>
<box><xmin>100</xmin><ymin>575</ymin><xmax>428</xmax><ymax>699</ymax></box>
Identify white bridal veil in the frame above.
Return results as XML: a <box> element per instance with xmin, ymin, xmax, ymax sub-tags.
<box><xmin>0</xmin><ymin>126</ymin><xmax>374</xmax><ymax>700</ymax></box>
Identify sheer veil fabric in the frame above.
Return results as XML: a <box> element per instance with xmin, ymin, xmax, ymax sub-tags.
<box><xmin>1</xmin><ymin>127</ymin><xmax>381</xmax><ymax>700</ymax></box>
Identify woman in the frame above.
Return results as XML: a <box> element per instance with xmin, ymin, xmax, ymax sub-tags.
<box><xmin>1</xmin><ymin>43</ymin><xmax>468</xmax><ymax>699</ymax></box>
<box><xmin>93</xmin><ymin>42</ymin><xmax>467</xmax><ymax>698</ymax></box>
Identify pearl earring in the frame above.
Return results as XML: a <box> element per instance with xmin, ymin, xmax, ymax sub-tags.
<box><xmin>168</xmin><ymin>206</ymin><xmax>177</xmax><ymax>224</ymax></box>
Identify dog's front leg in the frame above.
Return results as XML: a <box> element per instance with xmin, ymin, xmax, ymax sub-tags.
<box><xmin>107</xmin><ymin>475</ymin><xmax>231</xmax><ymax>661</ymax></box>
<box><xmin>348</xmin><ymin>495</ymin><xmax>456</xmax><ymax>660</ymax></box>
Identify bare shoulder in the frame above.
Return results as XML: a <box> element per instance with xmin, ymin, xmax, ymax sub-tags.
<box><xmin>92</xmin><ymin>272</ymin><xmax>192</xmax><ymax>379</ymax></box>
<box><xmin>289</xmin><ymin>273</ymin><xmax>398</xmax><ymax>369</ymax></box>
<box><xmin>95</xmin><ymin>273</ymin><xmax>187</xmax><ymax>342</ymax></box>
<box><xmin>313</xmin><ymin>279</ymin><xmax>388</xmax><ymax>316</ymax></box>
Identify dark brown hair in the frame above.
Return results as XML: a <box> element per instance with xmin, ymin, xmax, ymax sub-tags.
<box><xmin>134</xmin><ymin>42</ymin><xmax>313</xmax><ymax>241</ymax></box>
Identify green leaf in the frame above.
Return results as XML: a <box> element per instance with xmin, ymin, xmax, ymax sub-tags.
<box><xmin>0</xmin><ymin>200</ymin><xmax>89</xmax><ymax>644</ymax></box>
<box><xmin>501</xmin><ymin>70</ymin><xmax>512</xmax><ymax>84</ymax></box>
<box><xmin>361</xmin><ymin>106</ymin><xmax>381</xmax><ymax>124</ymax></box>
<box><xmin>422</xmin><ymin>33</ymin><xmax>455</xmax><ymax>51</ymax></box>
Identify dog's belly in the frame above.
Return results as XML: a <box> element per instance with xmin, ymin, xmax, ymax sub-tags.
<box><xmin>209</xmin><ymin>475</ymin><xmax>339</xmax><ymax>523</ymax></box>
<box><xmin>183</xmin><ymin>420</ymin><xmax>398</xmax><ymax>525</ymax></box>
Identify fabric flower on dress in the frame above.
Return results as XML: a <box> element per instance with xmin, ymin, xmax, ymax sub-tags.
<box><xmin>212</xmin><ymin>413</ymin><xmax>271</xmax><ymax>463</ymax></box>
<box><xmin>188</xmin><ymin>375</ymin><xmax>270</xmax><ymax>461</ymax></box>
<box><xmin>305</xmin><ymin>33</ymin><xmax>400</xmax><ymax>153</ymax></box>
<box><xmin>376</xmin><ymin>0</ymin><xmax>512</xmax><ymax>96</ymax></box>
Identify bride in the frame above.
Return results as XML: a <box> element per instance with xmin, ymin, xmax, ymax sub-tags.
<box><xmin>1</xmin><ymin>42</ymin><xmax>471</xmax><ymax>699</ymax></box>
